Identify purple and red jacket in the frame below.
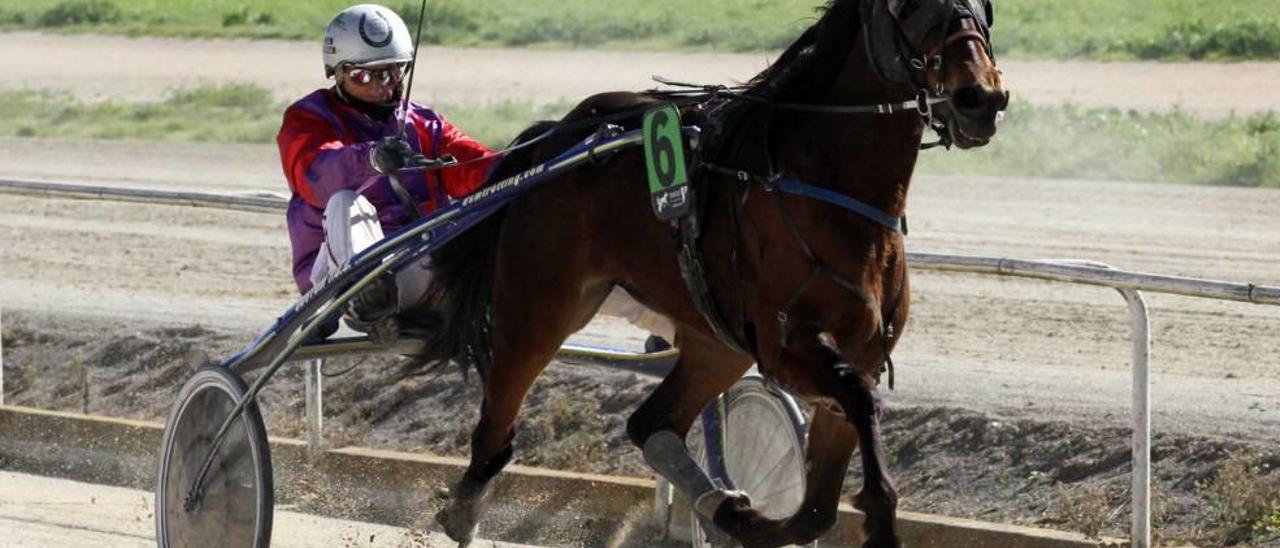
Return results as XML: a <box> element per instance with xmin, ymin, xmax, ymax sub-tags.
<box><xmin>277</xmin><ymin>88</ymin><xmax>495</xmax><ymax>294</ymax></box>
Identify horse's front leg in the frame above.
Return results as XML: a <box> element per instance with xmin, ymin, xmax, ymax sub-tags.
<box><xmin>831</xmin><ymin>363</ymin><xmax>900</xmax><ymax>548</ymax></box>
<box><xmin>775</xmin><ymin>406</ymin><xmax>860</xmax><ymax>544</ymax></box>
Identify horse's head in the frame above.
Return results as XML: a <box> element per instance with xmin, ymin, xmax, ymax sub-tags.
<box><xmin>863</xmin><ymin>0</ymin><xmax>1008</xmax><ymax>148</ymax></box>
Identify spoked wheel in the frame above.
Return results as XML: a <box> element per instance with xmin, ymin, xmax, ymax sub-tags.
<box><xmin>156</xmin><ymin>366</ymin><xmax>273</xmax><ymax>548</ymax></box>
<box><xmin>687</xmin><ymin>377</ymin><xmax>811</xmax><ymax>547</ymax></box>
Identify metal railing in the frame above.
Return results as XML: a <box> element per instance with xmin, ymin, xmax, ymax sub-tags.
<box><xmin>5</xmin><ymin>177</ymin><xmax>1280</xmax><ymax>547</ymax></box>
<box><xmin>907</xmin><ymin>252</ymin><xmax>1279</xmax><ymax>548</ymax></box>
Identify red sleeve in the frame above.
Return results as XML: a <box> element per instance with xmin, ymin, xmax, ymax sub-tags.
<box><xmin>277</xmin><ymin>105</ymin><xmax>340</xmax><ymax>208</ymax></box>
<box><xmin>438</xmin><ymin>118</ymin><xmax>498</xmax><ymax>199</ymax></box>
<box><xmin>277</xmin><ymin>104</ymin><xmax>378</xmax><ymax>209</ymax></box>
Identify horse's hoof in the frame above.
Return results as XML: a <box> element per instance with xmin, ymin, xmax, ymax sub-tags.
<box><xmin>434</xmin><ymin>504</ymin><xmax>478</xmax><ymax>545</ymax></box>
<box><xmin>712</xmin><ymin>494</ymin><xmax>789</xmax><ymax>548</ymax></box>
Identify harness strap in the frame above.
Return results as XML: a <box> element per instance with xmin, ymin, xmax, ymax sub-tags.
<box><xmin>879</xmin><ymin>252</ymin><xmax>907</xmax><ymax>390</ymax></box>
<box><xmin>773</xmin><ymin>95</ymin><xmax>948</xmax><ymax>115</ymax></box>
<box><xmin>676</xmin><ymin>193</ymin><xmax>750</xmax><ymax>355</ymax></box>
<box><xmin>701</xmin><ymin>162</ymin><xmax>906</xmax><ymax>236</ymax></box>
<box><xmin>701</xmin><ymin>144</ymin><xmax>904</xmax><ymax>386</ymax></box>
<box><xmin>652</xmin><ymin>76</ymin><xmax>949</xmax><ymax>117</ymax></box>
<box><xmin>774</xmin><ymin>179</ymin><xmax>905</xmax><ymax>234</ymax></box>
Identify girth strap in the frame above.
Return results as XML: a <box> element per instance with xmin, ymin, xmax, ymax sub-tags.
<box><xmin>676</xmin><ymin>202</ymin><xmax>750</xmax><ymax>356</ymax></box>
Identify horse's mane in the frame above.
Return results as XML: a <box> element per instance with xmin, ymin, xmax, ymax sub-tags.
<box><xmin>706</xmin><ymin>0</ymin><xmax>863</xmax><ymax>166</ymax></box>
<box><xmin>742</xmin><ymin>0</ymin><xmax>862</xmax><ymax>103</ymax></box>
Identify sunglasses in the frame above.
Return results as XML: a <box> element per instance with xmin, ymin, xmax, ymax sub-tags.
<box><xmin>344</xmin><ymin>63</ymin><xmax>409</xmax><ymax>86</ymax></box>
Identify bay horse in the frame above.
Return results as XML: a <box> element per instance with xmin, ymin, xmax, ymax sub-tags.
<box><xmin>422</xmin><ymin>0</ymin><xmax>1007</xmax><ymax>546</ymax></box>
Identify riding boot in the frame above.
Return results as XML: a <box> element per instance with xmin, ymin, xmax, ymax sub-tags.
<box><xmin>344</xmin><ymin>273</ymin><xmax>400</xmax><ymax>347</ymax></box>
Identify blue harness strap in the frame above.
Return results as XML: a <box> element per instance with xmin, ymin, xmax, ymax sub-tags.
<box><xmin>773</xmin><ymin>179</ymin><xmax>905</xmax><ymax>234</ymax></box>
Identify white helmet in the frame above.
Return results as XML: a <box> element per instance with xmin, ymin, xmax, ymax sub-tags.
<box><xmin>322</xmin><ymin>4</ymin><xmax>414</xmax><ymax>78</ymax></box>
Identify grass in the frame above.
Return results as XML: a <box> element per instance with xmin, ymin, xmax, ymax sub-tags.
<box><xmin>2</xmin><ymin>0</ymin><xmax>1279</xmax><ymax>59</ymax></box>
<box><xmin>1200</xmin><ymin>455</ymin><xmax>1280</xmax><ymax>545</ymax></box>
<box><xmin>996</xmin><ymin>0</ymin><xmax>1280</xmax><ymax>60</ymax></box>
<box><xmin>0</xmin><ymin>85</ymin><xmax>571</xmax><ymax>148</ymax></box>
<box><xmin>0</xmin><ymin>0</ymin><xmax>819</xmax><ymax>51</ymax></box>
<box><xmin>1050</xmin><ymin>483</ymin><xmax>1110</xmax><ymax>539</ymax></box>
<box><xmin>919</xmin><ymin>104</ymin><xmax>1280</xmax><ymax>188</ymax></box>
<box><xmin>3</xmin><ymin>84</ymin><xmax>1279</xmax><ymax>188</ymax></box>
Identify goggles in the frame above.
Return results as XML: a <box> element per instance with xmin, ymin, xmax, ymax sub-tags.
<box><xmin>343</xmin><ymin>62</ymin><xmax>409</xmax><ymax>86</ymax></box>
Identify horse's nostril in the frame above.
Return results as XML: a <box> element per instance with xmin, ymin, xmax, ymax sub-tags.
<box><xmin>952</xmin><ymin>86</ymin><xmax>984</xmax><ymax>113</ymax></box>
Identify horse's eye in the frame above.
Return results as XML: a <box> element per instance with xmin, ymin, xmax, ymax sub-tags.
<box><xmin>985</xmin><ymin>0</ymin><xmax>995</xmax><ymax>28</ymax></box>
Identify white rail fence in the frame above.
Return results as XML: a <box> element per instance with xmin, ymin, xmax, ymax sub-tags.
<box><xmin>909</xmin><ymin>253</ymin><xmax>1278</xmax><ymax>548</ymax></box>
<box><xmin>4</xmin><ymin>178</ymin><xmax>1280</xmax><ymax>548</ymax></box>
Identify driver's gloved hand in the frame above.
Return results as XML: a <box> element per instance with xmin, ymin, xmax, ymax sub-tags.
<box><xmin>370</xmin><ymin>136</ymin><xmax>416</xmax><ymax>174</ymax></box>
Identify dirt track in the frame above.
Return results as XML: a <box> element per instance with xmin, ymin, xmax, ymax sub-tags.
<box><xmin>6</xmin><ymin>33</ymin><xmax>1280</xmax><ymax>117</ymax></box>
<box><xmin>0</xmin><ymin>471</ymin><xmax>537</xmax><ymax>548</ymax></box>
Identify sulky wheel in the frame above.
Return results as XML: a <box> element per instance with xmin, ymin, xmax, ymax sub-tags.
<box><xmin>687</xmin><ymin>376</ymin><xmax>811</xmax><ymax>547</ymax></box>
<box><xmin>156</xmin><ymin>366</ymin><xmax>272</xmax><ymax>548</ymax></box>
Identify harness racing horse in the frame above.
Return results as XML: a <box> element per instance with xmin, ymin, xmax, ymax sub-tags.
<box><xmin>425</xmin><ymin>0</ymin><xmax>1006</xmax><ymax>546</ymax></box>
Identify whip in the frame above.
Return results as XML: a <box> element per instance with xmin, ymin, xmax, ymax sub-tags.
<box><xmin>397</xmin><ymin>0</ymin><xmax>429</xmax><ymax>140</ymax></box>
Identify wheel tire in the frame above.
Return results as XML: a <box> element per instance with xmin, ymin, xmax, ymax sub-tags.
<box><xmin>687</xmin><ymin>377</ymin><xmax>810</xmax><ymax>547</ymax></box>
<box><xmin>156</xmin><ymin>366</ymin><xmax>273</xmax><ymax>548</ymax></box>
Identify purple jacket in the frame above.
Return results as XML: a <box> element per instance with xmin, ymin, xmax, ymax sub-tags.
<box><xmin>277</xmin><ymin>88</ymin><xmax>494</xmax><ymax>293</ymax></box>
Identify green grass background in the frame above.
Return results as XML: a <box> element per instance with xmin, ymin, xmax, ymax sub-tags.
<box><xmin>2</xmin><ymin>0</ymin><xmax>1279</xmax><ymax>59</ymax></box>
<box><xmin>3</xmin><ymin>85</ymin><xmax>1277</xmax><ymax>188</ymax></box>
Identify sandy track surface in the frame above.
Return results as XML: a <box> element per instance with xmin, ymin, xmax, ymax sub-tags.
<box><xmin>5</xmin><ymin>32</ymin><xmax>1280</xmax><ymax>117</ymax></box>
<box><xmin>0</xmin><ymin>471</ymin><xmax>537</xmax><ymax>547</ymax></box>
<box><xmin>1</xmin><ymin>139</ymin><xmax>1277</xmax><ymax>440</ymax></box>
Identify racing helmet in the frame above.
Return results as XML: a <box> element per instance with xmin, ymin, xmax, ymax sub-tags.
<box><xmin>322</xmin><ymin>4</ymin><xmax>414</xmax><ymax>78</ymax></box>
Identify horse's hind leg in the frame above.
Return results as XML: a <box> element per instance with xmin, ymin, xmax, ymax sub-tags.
<box><xmin>435</xmin><ymin>250</ymin><xmax>610</xmax><ymax>544</ymax></box>
<box><xmin>626</xmin><ymin>334</ymin><xmax>795</xmax><ymax>545</ymax></box>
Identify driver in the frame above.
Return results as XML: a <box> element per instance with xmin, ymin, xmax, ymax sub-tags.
<box><xmin>280</xmin><ymin>3</ymin><xmax>676</xmax><ymax>350</ymax></box>
<box><xmin>277</xmin><ymin>4</ymin><xmax>495</xmax><ymax>341</ymax></box>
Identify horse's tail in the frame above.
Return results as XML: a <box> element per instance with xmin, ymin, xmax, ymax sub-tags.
<box><xmin>402</xmin><ymin>120</ymin><xmax>558</xmax><ymax>380</ymax></box>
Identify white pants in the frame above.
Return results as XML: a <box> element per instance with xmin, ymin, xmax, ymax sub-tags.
<box><xmin>309</xmin><ymin>190</ymin><xmax>434</xmax><ymax>313</ymax></box>
<box><xmin>310</xmin><ymin>190</ymin><xmax>675</xmax><ymax>339</ymax></box>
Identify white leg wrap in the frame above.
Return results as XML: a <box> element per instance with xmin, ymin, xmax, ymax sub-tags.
<box><xmin>643</xmin><ymin>430</ymin><xmax>746</xmax><ymax>519</ymax></box>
